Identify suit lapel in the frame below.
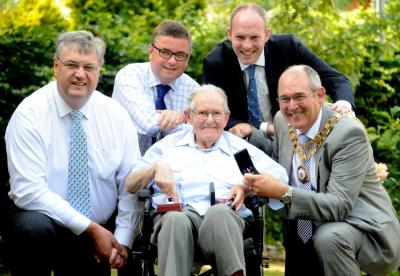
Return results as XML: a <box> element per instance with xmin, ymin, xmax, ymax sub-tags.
<box><xmin>314</xmin><ymin>106</ymin><xmax>335</xmax><ymax>191</ymax></box>
<box><xmin>226</xmin><ymin>40</ymin><xmax>247</xmax><ymax>94</ymax></box>
<box><xmin>275</xmin><ymin>113</ymin><xmax>295</xmax><ymax>183</ymax></box>
<box><xmin>283</xmin><ymin>135</ymin><xmax>295</xmax><ymax>185</ymax></box>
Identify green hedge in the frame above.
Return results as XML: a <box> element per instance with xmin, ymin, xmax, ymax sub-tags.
<box><xmin>1</xmin><ymin>0</ymin><xmax>399</xmax><ymax>243</ymax></box>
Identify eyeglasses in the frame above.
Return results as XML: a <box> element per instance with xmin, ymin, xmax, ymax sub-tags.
<box><xmin>277</xmin><ymin>93</ymin><xmax>312</xmax><ymax>104</ymax></box>
<box><xmin>151</xmin><ymin>44</ymin><xmax>189</xmax><ymax>61</ymax></box>
<box><xmin>56</xmin><ymin>58</ymin><xmax>99</xmax><ymax>73</ymax></box>
<box><xmin>192</xmin><ymin>110</ymin><xmax>225</xmax><ymax>120</ymax></box>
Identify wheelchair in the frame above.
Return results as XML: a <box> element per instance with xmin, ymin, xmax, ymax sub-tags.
<box><xmin>130</xmin><ymin>187</ymin><xmax>270</xmax><ymax>276</ymax></box>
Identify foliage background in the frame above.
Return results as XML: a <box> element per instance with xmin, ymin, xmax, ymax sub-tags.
<box><xmin>1</xmin><ymin>0</ymin><xmax>399</xmax><ymax>247</ymax></box>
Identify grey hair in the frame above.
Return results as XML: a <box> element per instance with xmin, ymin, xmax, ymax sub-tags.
<box><xmin>230</xmin><ymin>3</ymin><xmax>268</xmax><ymax>28</ymax></box>
<box><xmin>152</xmin><ymin>20</ymin><xmax>192</xmax><ymax>50</ymax></box>
<box><xmin>283</xmin><ymin>65</ymin><xmax>322</xmax><ymax>93</ymax></box>
<box><xmin>54</xmin><ymin>30</ymin><xmax>106</xmax><ymax>65</ymax></box>
<box><xmin>187</xmin><ymin>84</ymin><xmax>230</xmax><ymax>113</ymax></box>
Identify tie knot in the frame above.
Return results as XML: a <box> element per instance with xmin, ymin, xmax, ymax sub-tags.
<box><xmin>245</xmin><ymin>65</ymin><xmax>256</xmax><ymax>78</ymax></box>
<box><xmin>156</xmin><ymin>84</ymin><xmax>171</xmax><ymax>97</ymax></box>
<box><xmin>298</xmin><ymin>134</ymin><xmax>311</xmax><ymax>146</ymax></box>
<box><xmin>71</xmin><ymin>110</ymin><xmax>83</xmax><ymax>122</ymax></box>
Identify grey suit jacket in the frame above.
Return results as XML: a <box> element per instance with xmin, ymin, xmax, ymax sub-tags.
<box><xmin>251</xmin><ymin>106</ymin><xmax>400</xmax><ymax>274</ymax></box>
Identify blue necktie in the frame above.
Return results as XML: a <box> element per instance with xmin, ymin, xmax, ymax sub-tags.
<box><xmin>245</xmin><ymin>65</ymin><xmax>262</xmax><ymax>126</ymax></box>
<box><xmin>297</xmin><ymin>134</ymin><xmax>313</xmax><ymax>243</ymax></box>
<box><xmin>67</xmin><ymin>110</ymin><xmax>91</xmax><ymax>218</ymax></box>
<box><xmin>155</xmin><ymin>84</ymin><xmax>170</xmax><ymax>110</ymax></box>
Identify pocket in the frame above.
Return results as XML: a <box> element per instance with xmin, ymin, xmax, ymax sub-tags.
<box><xmin>91</xmin><ymin>148</ymin><xmax>119</xmax><ymax>182</ymax></box>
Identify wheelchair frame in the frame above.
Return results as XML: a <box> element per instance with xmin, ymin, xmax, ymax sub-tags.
<box><xmin>131</xmin><ymin>188</ymin><xmax>269</xmax><ymax>276</ymax></box>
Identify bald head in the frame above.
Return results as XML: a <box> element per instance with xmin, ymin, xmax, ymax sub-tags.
<box><xmin>230</xmin><ymin>3</ymin><xmax>268</xmax><ymax>28</ymax></box>
<box><xmin>278</xmin><ymin>65</ymin><xmax>322</xmax><ymax>95</ymax></box>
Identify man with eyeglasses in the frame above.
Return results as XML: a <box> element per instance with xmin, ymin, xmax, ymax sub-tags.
<box><xmin>4</xmin><ymin>30</ymin><xmax>142</xmax><ymax>275</ymax></box>
<box><xmin>113</xmin><ymin>19</ymin><xmax>199</xmax><ymax>155</ymax></box>
<box><xmin>245</xmin><ymin>65</ymin><xmax>400</xmax><ymax>276</ymax></box>
<box><xmin>124</xmin><ymin>84</ymin><xmax>288</xmax><ymax>276</ymax></box>
<box><xmin>203</xmin><ymin>3</ymin><xmax>355</xmax><ymax>151</ymax></box>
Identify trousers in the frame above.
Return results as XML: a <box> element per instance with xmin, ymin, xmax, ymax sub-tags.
<box><xmin>151</xmin><ymin>204</ymin><xmax>246</xmax><ymax>276</ymax></box>
<box><xmin>1</xmin><ymin>200</ymin><xmax>133</xmax><ymax>276</ymax></box>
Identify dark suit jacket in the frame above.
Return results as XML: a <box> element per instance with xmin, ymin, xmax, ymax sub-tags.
<box><xmin>203</xmin><ymin>34</ymin><xmax>355</xmax><ymax>129</ymax></box>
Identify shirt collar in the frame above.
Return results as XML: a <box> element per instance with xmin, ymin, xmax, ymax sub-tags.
<box><xmin>238</xmin><ymin>48</ymin><xmax>265</xmax><ymax>71</ymax></box>
<box><xmin>296</xmin><ymin>108</ymin><xmax>323</xmax><ymax>139</ymax></box>
<box><xmin>148</xmin><ymin>62</ymin><xmax>177</xmax><ymax>91</ymax></box>
<box><xmin>53</xmin><ymin>81</ymin><xmax>90</xmax><ymax>120</ymax></box>
<box><xmin>175</xmin><ymin>128</ymin><xmax>231</xmax><ymax>155</ymax></box>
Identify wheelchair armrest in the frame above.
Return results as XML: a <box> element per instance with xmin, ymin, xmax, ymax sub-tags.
<box><xmin>137</xmin><ymin>188</ymin><xmax>151</xmax><ymax>201</ymax></box>
<box><xmin>244</xmin><ymin>195</ymin><xmax>268</xmax><ymax>209</ymax></box>
<box><xmin>257</xmin><ymin>196</ymin><xmax>269</xmax><ymax>206</ymax></box>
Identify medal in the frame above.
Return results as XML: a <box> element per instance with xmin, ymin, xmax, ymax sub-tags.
<box><xmin>297</xmin><ymin>164</ymin><xmax>309</xmax><ymax>183</ymax></box>
<box><xmin>288</xmin><ymin>113</ymin><xmax>342</xmax><ymax>185</ymax></box>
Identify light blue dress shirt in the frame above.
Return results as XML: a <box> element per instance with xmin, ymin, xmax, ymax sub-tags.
<box><xmin>134</xmin><ymin>127</ymin><xmax>288</xmax><ymax>217</ymax></box>
<box><xmin>112</xmin><ymin>62</ymin><xmax>199</xmax><ymax>155</ymax></box>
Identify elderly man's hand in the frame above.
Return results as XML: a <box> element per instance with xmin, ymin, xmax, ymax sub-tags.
<box><xmin>225</xmin><ymin>184</ymin><xmax>246</xmax><ymax>211</ymax></box>
<box><xmin>154</xmin><ymin>162</ymin><xmax>179</xmax><ymax>202</ymax></box>
<box><xmin>229</xmin><ymin>123</ymin><xmax>253</xmax><ymax>138</ymax></box>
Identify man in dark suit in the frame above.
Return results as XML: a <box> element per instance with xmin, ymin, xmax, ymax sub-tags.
<box><xmin>245</xmin><ymin>65</ymin><xmax>400</xmax><ymax>276</ymax></box>
<box><xmin>203</xmin><ymin>3</ymin><xmax>354</xmax><ymax>141</ymax></box>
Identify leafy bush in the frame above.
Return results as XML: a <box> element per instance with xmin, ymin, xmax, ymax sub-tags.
<box><xmin>0</xmin><ymin>0</ymin><xmax>68</xmax><ymax>187</ymax></box>
<box><xmin>367</xmin><ymin>107</ymin><xmax>400</xmax><ymax>216</ymax></box>
<box><xmin>0</xmin><ymin>0</ymin><xmax>399</xmax><ymax>245</ymax></box>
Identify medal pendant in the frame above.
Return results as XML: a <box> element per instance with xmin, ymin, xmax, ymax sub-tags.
<box><xmin>297</xmin><ymin>164</ymin><xmax>309</xmax><ymax>183</ymax></box>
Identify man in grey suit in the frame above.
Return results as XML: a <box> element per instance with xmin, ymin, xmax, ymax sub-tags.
<box><xmin>244</xmin><ymin>65</ymin><xmax>400</xmax><ymax>275</ymax></box>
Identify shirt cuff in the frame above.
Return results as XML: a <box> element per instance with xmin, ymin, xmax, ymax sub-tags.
<box><xmin>65</xmin><ymin>212</ymin><xmax>91</xmax><ymax>235</ymax></box>
<box><xmin>259</xmin><ymin>122</ymin><xmax>268</xmax><ymax>135</ymax></box>
<box><xmin>114</xmin><ymin>227</ymin><xmax>137</xmax><ymax>249</ymax></box>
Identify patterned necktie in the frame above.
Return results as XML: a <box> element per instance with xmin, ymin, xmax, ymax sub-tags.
<box><xmin>245</xmin><ymin>65</ymin><xmax>262</xmax><ymax>126</ymax></box>
<box><xmin>297</xmin><ymin>133</ymin><xmax>313</xmax><ymax>243</ymax></box>
<box><xmin>155</xmin><ymin>84</ymin><xmax>171</xmax><ymax>110</ymax></box>
<box><xmin>67</xmin><ymin>110</ymin><xmax>91</xmax><ymax>218</ymax></box>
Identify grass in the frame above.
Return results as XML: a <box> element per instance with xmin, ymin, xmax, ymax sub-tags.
<box><xmin>110</xmin><ymin>261</ymin><xmax>285</xmax><ymax>275</ymax></box>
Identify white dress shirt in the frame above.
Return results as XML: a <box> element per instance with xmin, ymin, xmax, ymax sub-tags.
<box><xmin>112</xmin><ymin>62</ymin><xmax>199</xmax><ymax>155</ymax></box>
<box><xmin>292</xmin><ymin>109</ymin><xmax>323</xmax><ymax>190</ymax></box>
<box><xmin>134</xmin><ymin>127</ymin><xmax>288</xmax><ymax>216</ymax></box>
<box><xmin>5</xmin><ymin>81</ymin><xmax>142</xmax><ymax>248</ymax></box>
<box><xmin>239</xmin><ymin>49</ymin><xmax>273</xmax><ymax>132</ymax></box>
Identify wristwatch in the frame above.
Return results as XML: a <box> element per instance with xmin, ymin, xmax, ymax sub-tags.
<box><xmin>281</xmin><ymin>186</ymin><xmax>293</xmax><ymax>204</ymax></box>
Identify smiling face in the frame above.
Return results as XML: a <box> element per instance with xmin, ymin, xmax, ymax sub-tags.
<box><xmin>54</xmin><ymin>46</ymin><xmax>101</xmax><ymax>109</ymax></box>
<box><xmin>227</xmin><ymin>9</ymin><xmax>270</xmax><ymax>65</ymax></box>
<box><xmin>187</xmin><ymin>90</ymin><xmax>230</xmax><ymax>149</ymax></box>
<box><xmin>149</xmin><ymin>35</ymin><xmax>190</xmax><ymax>84</ymax></box>
<box><xmin>278</xmin><ymin>68</ymin><xmax>325</xmax><ymax>133</ymax></box>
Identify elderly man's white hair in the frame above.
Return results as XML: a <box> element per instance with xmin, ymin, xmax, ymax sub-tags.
<box><xmin>187</xmin><ymin>84</ymin><xmax>230</xmax><ymax>113</ymax></box>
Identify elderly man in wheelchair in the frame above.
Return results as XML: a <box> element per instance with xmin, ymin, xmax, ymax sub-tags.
<box><xmin>125</xmin><ymin>84</ymin><xmax>288</xmax><ymax>276</ymax></box>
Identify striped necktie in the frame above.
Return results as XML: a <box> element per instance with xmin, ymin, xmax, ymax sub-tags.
<box><xmin>297</xmin><ymin>133</ymin><xmax>313</xmax><ymax>243</ymax></box>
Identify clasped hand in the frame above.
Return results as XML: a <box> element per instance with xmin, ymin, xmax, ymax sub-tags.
<box><xmin>157</xmin><ymin>110</ymin><xmax>184</xmax><ymax>132</ymax></box>
<box><xmin>86</xmin><ymin>222</ymin><xmax>128</xmax><ymax>269</ymax></box>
